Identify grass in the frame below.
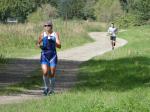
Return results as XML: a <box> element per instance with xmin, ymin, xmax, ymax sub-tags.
<box><xmin>0</xmin><ymin>25</ymin><xmax>149</xmax><ymax>111</ymax></box>
<box><xmin>0</xmin><ymin>23</ymin><xmax>41</xmax><ymax>59</ymax></box>
<box><xmin>77</xmin><ymin>25</ymin><xmax>150</xmax><ymax>90</ymax></box>
<box><xmin>0</xmin><ymin>20</ymin><xmax>104</xmax><ymax>94</ymax></box>
<box><xmin>0</xmin><ymin>20</ymin><xmax>103</xmax><ymax>61</ymax></box>
<box><xmin>1</xmin><ymin>90</ymin><xmax>150</xmax><ymax>112</ymax></box>
<box><xmin>0</xmin><ymin>68</ymin><xmax>42</xmax><ymax>95</ymax></box>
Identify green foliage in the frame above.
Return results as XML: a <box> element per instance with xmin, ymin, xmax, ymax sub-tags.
<box><xmin>0</xmin><ymin>0</ymin><xmax>97</xmax><ymax>21</ymax></box>
<box><xmin>0</xmin><ymin>0</ymin><xmax>149</xmax><ymax>23</ymax></box>
<box><xmin>0</xmin><ymin>25</ymin><xmax>150</xmax><ymax>112</ymax></box>
<box><xmin>95</xmin><ymin>0</ymin><xmax>123</xmax><ymax>23</ymax></box>
<box><xmin>57</xmin><ymin>0</ymin><xmax>85</xmax><ymax>19</ymax></box>
<box><xmin>27</xmin><ymin>4</ymin><xmax>58</xmax><ymax>23</ymax></box>
<box><xmin>129</xmin><ymin>0</ymin><xmax>150</xmax><ymax>21</ymax></box>
<box><xmin>119</xmin><ymin>0</ymin><xmax>150</xmax><ymax>26</ymax></box>
<box><xmin>81</xmin><ymin>0</ymin><xmax>96</xmax><ymax>20</ymax></box>
<box><xmin>115</xmin><ymin>13</ymin><xmax>143</xmax><ymax>28</ymax></box>
<box><xmin>0</xmin><ymin>0</ymin><xmax>56</xmax><ymax>22</ymax></box>
<box><xmin>1</xmin><ymin>90</ymin><xmax>150</xmax><ymax>112</ymax></box>
<box><xmin>47</xmin><ymin>0</ymin><xmax>59</xmax><ymax>7</ymax></box>
<box><xmin>0</xmin><ymin>0</ymin><xmax>39</xmax><ymax>22</ymax></box>
<box><xmin>0</xmin><ymin>20</ymin><xmax>94</xmax><ymax>59</ymax></box>
<box><xmin>84</xmin><ymin>22</ymin><xmax>106</xmax><ymax>32</ymax></box>
<box><xmin>78</xmin><ymin>25</ymin><xmax>150</xmax><ymax>91</ymax></box>
<box><xmin>57</xmin><ymin>0</ymin><xmax>96</xmax><ymax>20</ymax></box>
<box><xmin>94</xmin><ymin>0</ymin><xmax>150</xmax><ymax>26</ymax></box>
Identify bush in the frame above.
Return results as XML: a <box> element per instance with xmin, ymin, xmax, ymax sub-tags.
<box><xmin>27</xmin><ymin>4</ymin><xmax>58</xmax><ymax>23</ymax></box>
<box><xmin>128</xmin><ymin>0</ymin><xmax>150</xmax><ymax>21</ymax></box>
<box><xmin>94</xmin><ymin>0</ymin><xmax>123</xmax><ymax>23</ymax></box>
<box><xmin>115</xmin><ymin>14</ymin><xmax>143</xmax><ymax>28</ymax></box>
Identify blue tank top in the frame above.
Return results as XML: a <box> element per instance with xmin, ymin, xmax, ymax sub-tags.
<box><xmin>42</xmin><ymin>32</ymin><xmax>56</xmax><ymax>53</ymax></box>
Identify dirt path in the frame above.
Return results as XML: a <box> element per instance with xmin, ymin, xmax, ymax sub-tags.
<box><xmin>0</xmin><ymin>32</ymin><xmax>127</xmax><ymax>105</ymax></box>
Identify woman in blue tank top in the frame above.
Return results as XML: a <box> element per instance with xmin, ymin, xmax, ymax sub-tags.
<box><xmin>36</xmin><ymin>21</ymin><xmax>61</xmax><ymax>95</ymax></box>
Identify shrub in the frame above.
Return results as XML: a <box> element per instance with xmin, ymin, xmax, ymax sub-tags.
<box><xmin>94</xmin><ymin>0</ymin><xmax>123</xmax><ymax>23</ymax></box>
<box><xmin>27</xmin><ymin>4</ymin><xmax>58</xmax><ymax>23</ymax></box>
<box><xmin>115</xmin><ymin>14</ymin><xmax>143</xmax><ymax>28</ymax></box>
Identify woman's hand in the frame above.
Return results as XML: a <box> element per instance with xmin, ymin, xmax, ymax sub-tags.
<box><xmin>36</xmin><ymin>32</ymin><xmax>43</xmax><ymax>48</ymax></box>
<box><xmin>56</xmin><ymin>32</ymin><xmax>61</xmax><ymax>49</ymax></box>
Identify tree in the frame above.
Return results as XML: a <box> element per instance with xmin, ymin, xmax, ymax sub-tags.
<box><xmin>119</xmin><ymin>0</ymin><xmax>128</xmax><ymax>13</ymax></box>
<box><xmin>27</xmin><ymin>4</ymin><xmax>57</xmax><ymax>23</ymax></box>
<box><xmin>57</xmin><ymin>0</ymin><xmax>85</xmax><ymax>19</ymax></box>
<box><xmin>130</xmin><ymin>0</ymin><xmax>150</xmax><ymax>20</ymax></box>
<box><xmin>94</xmin><ymin>0</ymin><xmax>123</xmax><ymax>22</ymax></box>
<box><xmin>120</xmin><ymin>0</ymin><xmax>150</xmax><ymax>21</ymax></box>
<box><xmin>81</xmin><ymin>0</ymin><xmax>96</xmax><ymax>20</ymax></box>
<box><xmin>0</xmin><ymin>0</ymin><xmax>53</xmax><ymax>22</ymax></box>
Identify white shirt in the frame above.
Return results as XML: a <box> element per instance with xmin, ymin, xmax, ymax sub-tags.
<box><xmin>107</xmin><ymin>27</ymin><xmax>117</xmax><ymax>37</ymax></box>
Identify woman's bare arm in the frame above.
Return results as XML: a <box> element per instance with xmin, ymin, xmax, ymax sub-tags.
<box><xmin>56</xmin><ymin>32</ymin><xmax>61</xmax><ymax>48</ymax></box>
<box><xmin>36</xmin><ymin>32</ymin><xmax>43</xmax><ymax>47</ymax></box>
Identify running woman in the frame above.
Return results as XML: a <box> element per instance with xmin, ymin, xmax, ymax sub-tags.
<box><xmin>107</xmin><ymin>23</ymin><xmax>118</xmax><ymax>50</ymax></box>
<box><xmin>36</xmin><ymin>21</ymin><xmax>61</xmax><ymax>95</ymax></box>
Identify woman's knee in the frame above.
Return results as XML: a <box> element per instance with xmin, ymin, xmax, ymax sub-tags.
<box><xmin>43</xmin><ymin>71</ymin><xmax>48</xmax><ymax>76</ymax></box>
<box><xmin>41</xmin><ymin>64</ymin><xmax>48</xmax><ymax>76</ymax></box>
<box><xmin>50</xmin><ymin>72</ymin><xmax>55</xmax><ymax>77</ymax></box>
<box><xmin>49</xmin><ymin>67</ymin><xmax>56</xmax><ymax>77</ymax></box>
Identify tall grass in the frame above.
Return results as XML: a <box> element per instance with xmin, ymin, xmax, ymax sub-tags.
<box><xmin>0</xmin><ymin>23</ymin><xmax>41</xmax><ymax>59</ymax></box>
<box><xmin>0</xmin><ymin>19</ymin><xmax>104</xmax><ymax>63</ymax></box>
<box><xmin>0</xmin><ymin>20</ymin><xmax>104</xmax><ymax>94</ymax></box>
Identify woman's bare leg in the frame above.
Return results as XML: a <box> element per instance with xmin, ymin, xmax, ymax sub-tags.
<box><xmin>49</xmin><ymin>67</ymin><xmax>56</xmax><ymax>93</ymax></box>
<box><xmin>41</xmin><ymin>64</ymin><xmax>49</xmax><ymax>93</ymax></box>
<box><xmin>111</xmin><ymin>41</ymin><xmax>114</xmax><ymax>50</ymax></box>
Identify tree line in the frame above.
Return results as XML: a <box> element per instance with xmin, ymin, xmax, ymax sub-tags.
<box><xmin>0</xmin><ymin>0</ymin><xmax>149</xmax><ymax>26</ymax></box>
<box><xmin>0</xmin><ymin>0</ymin><xmax>96</xmax><ymax>22</ymax></box>
<box><xmin>95</xmin><ymin>0</ymin><xmax>150</xmax><ymax>27</ymax></box>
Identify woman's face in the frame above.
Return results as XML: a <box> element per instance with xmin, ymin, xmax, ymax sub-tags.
<box><xmin>44</xmin><ymin>24</ymin><xmax>52</xmax><ymax>32</ymax></box>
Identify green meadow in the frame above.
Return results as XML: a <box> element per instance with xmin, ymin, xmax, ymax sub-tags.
<box><xmin>0</xmin><ymin>20</ymin><xmax>103</xmax><ymax>63</ymax></box>
<box><xmin>0</xmin><ymin>23</ymin><xmax>150</xmax><ymax>111</ymax></box>
<box><xmin>77</xmin><ymin>25</ymin><xmax>150</xmax><ymax>91</ymax></box>
<box><xmin>0</xmin><ymin>0</ymin><xmax>150</xmax><ymax>111</ymax></box>
<box><xmin>0</xmin><ymin>20</ymin><xmax>103</xmax><ymax>94</ymax></box>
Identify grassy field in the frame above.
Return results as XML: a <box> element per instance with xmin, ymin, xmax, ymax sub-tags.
<box><xmin>77</xmin><ymin>25</ymin><xmax>150</xmax><ymax>91</ymax></box>
<box><xmin>0</xmin><ymin>20</ymin><xmax>104</xmax><ymax>63</ymax></box>
<box><xmin>0</xmin><ymin>20</ymin><xmax>104</xmax><ymax>94</ymax></box>
<box><xmin>0</xmin><ymin>24</ymin><xmax>149</xmax><ymax>111</ymax></box>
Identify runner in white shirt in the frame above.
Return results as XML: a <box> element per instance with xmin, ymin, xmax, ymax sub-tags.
<box><xmin>107</xmin><ymin>23</ymin><xmax>118</xmax><ymax>50</ymax></box>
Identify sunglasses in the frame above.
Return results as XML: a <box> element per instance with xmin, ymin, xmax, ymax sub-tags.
<box><xmin>44</xmin><ymin>25</ymin><xmax>51</xmax><ymax>27</ymax></box>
